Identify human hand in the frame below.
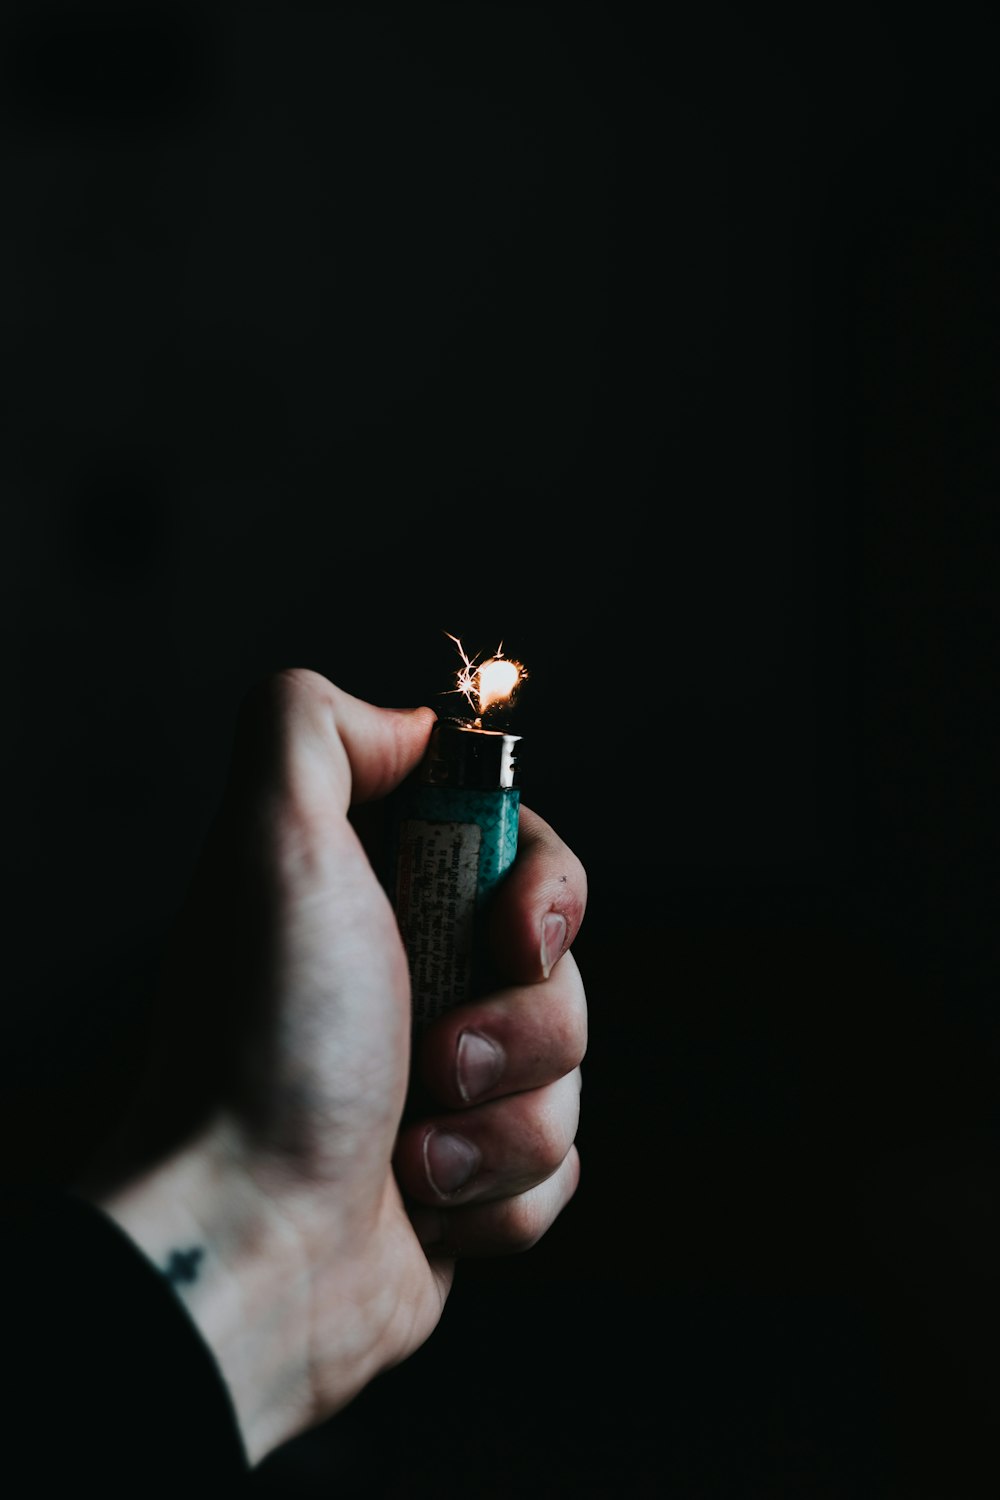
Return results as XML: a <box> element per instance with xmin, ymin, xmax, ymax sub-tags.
<box><xmin>79</xmin><ymin>669</ymin><xmax>587</xmax><ymax>1464</ymax></box>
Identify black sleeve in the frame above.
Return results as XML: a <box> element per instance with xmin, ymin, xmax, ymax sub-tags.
<box><xmin>1</xmin><ymin>1185</ymin><xmax>250</xmax><ymax>1489</ymax></box>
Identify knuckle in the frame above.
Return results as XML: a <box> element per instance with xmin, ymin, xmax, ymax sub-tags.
<box><xmin>547</xmin><ymin>955</ymin><xmax>589</xmax><ymax>1065</ymax></box>
<box><xmin>503</xmin><ymin>1151</ymin><xmax>580</xmax><ymax>1251</ymax></box>
<box><xmin>499</xmin><ymin>1190</ymin><xmax>551</xmax><ymax>1252</ymax></box>
<box><xmin>527</xmin><ymin>1085</ymin><xmax>580</xmax><ymax>1176</ymax></box>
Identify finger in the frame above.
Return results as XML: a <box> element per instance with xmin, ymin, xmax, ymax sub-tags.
<box><xmin>485</xmin><ymin>804</ymin><xmax>588</xmax><ymax>985</ymax></box>
<box><xmin>394</xmin><ymin>1069</ymin><xmax>583</xmax><ymax>1206</ymax></box>
<box><xmin>414</xmin><ymin>949</ymin><xmax>588</xmax><ymax>1109</ymax></box>
<box><xmin>411</xmin><ymin>1147</ymin><xmax>581</xmax><ymax>1257</ymax></box>
<box><xmin>228</xmin><ymin>667</ymin><xmax>436</xmax><ymax>816</ymax></box>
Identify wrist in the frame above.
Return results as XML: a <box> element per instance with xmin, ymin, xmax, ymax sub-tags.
<box><xmin>85</xmin><ymin>1116</ymin><xmax>314</xmax><ymax>1465</ymax></box>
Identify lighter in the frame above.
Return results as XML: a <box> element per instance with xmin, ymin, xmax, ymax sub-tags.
<box><xmin>385</xmin><ymin>639</ymin><xmax>526</xmax><ymax>1028</ymax></box>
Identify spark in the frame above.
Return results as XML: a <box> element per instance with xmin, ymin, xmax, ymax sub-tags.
<box><xmin>445</xmin><ymin>632</ymin><xmax>527</xmax><ymax>721</ymax></box>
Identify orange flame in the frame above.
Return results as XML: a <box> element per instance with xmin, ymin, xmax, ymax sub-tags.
<box><xmin>446</xmin><ymin>632</ymin><xmax>527</xmax><ymax>720</ymax></box>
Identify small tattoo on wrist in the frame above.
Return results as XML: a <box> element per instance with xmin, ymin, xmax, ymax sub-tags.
<box><xmin>161</xmin><ymin>1247</ymin><xmax>205</xmax><ymax>1286</ymax></box>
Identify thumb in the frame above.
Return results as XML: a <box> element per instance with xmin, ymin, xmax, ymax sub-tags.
<box><xmin>228</xmin><ymin>668</ymin><xmax>436</xmax><ymax>814</ymax></box>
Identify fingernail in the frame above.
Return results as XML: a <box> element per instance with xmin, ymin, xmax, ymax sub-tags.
<box><xmin>541</xmin><ymin>911</ymin><xmax>567</xmax><ymax>978</ymax></box>
<box><xmin>424</xmin><ymin>1129</ymin><xmax>481</xmax><ymax>1196</ymax></box>
<box><xmin>457</xmin><ymin>1030</ymin><xmax>504</xmax><ymax>1102</ymax></box>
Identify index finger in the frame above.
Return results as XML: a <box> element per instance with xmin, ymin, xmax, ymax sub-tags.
<box><xmin>485</xmin><ymin>804</ymin><xmax>588</xmax><ymax>986</ymax></box>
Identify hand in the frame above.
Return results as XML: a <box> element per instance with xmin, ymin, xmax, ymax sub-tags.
<box><xmin>78</xmin><ymin>669</ymin><xmax>587</xmax><ymax>1464</ymax></box>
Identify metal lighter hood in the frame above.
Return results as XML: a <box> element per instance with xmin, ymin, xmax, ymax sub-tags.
<box><xmin>416</xmin><ymin>717</ymin><xmax>522</xmax><ymax>790</ymax></box>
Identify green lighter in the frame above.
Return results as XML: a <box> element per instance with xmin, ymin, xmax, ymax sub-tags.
<box><xmin>385</xmin><ymin>640</ymin><xmax>526</xmax><ymax>1028</ymax></box>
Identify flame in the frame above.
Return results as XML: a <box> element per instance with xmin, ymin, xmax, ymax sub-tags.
<box><xmin>446</xmin><ymin>632</ymin><xmax>527</xmax><ymax>720</ymax></box>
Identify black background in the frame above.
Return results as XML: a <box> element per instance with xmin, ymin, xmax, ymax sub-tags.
<box><xmin>6</xmin><ymin>2</ymin><xmax>1000</xmax><ymax>1494</ymax></box>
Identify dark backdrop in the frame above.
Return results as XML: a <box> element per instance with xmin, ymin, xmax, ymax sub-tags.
<box><xmin>6</xmin><ymin>3</ymin><xmax>1000</xmax><ymax>1494</ymax></box>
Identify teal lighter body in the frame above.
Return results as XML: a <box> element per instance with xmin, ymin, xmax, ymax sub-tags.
<box><xmin>386</xmin><ymin>718</ymin><xmax>522</xmax><ymax>1028</ymax></box>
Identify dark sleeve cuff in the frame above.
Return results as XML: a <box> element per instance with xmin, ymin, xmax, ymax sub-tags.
<box><xmin>0</xmin><ymin>1185</ymin><xmax>249</xmax><ymax>1486</ymax></box>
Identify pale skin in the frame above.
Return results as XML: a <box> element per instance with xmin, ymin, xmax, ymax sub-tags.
<box><xmin>77</xmin><ymin>668</ymin><xmax>588</xmax><ymax>1465</ymax></box>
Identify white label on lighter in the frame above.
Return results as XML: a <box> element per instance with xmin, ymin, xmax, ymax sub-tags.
<box><xmin>394</xmin><ymin>818</ymin><xmax>481</xmax><ymax>1023</ymax></box>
